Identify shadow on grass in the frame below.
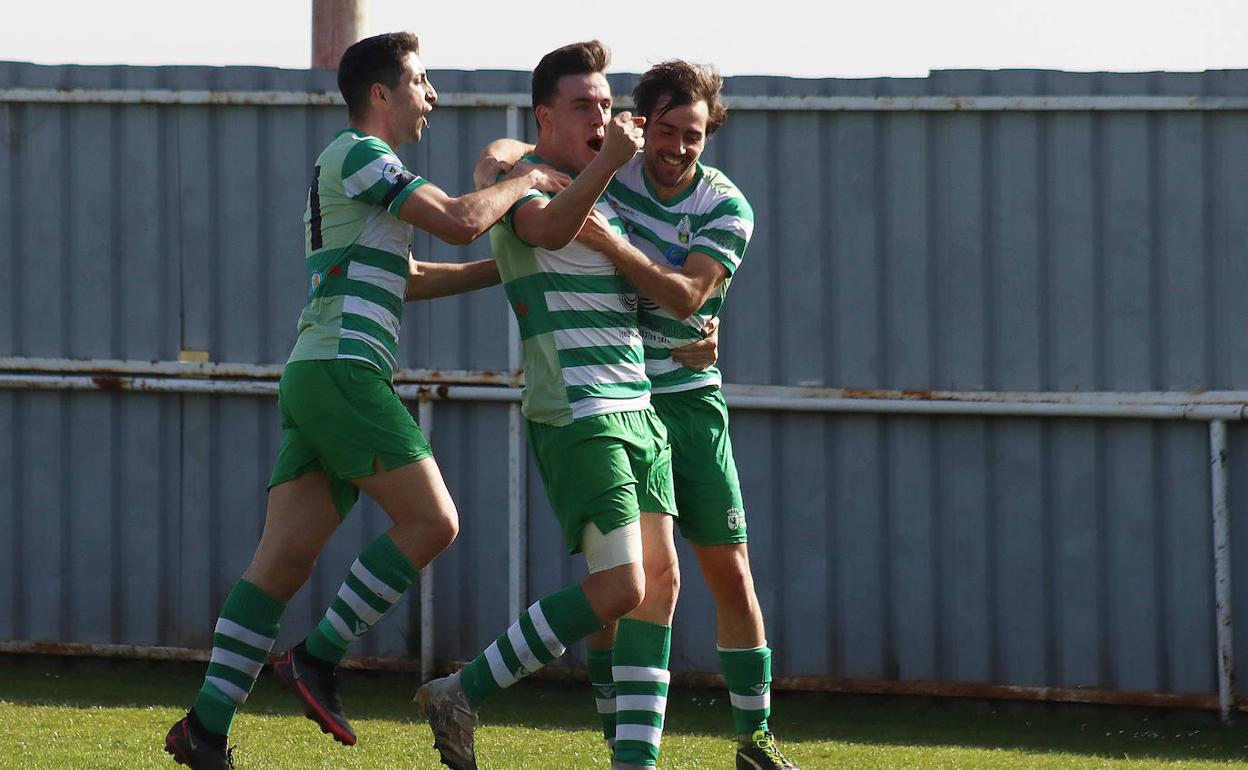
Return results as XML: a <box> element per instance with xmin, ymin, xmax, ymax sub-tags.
<box><xmin>3</xmin><ymin>656</ymin><xmax>1247</xmax><ymax>764</ymax></box>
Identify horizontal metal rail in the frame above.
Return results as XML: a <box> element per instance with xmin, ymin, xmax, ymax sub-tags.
<box><xmin>0</xmin><ymin>358</ymin><xmax>1241</xmax><ymax>720</ymax></box>
<box><xmin>1</xmin><ymin>87</ymin><xmax>1246</xmax><ymax>112</ymax></box>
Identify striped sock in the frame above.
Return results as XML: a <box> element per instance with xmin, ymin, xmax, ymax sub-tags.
<box><xmin>612</xmin><ymin>619</ymin><xmax>672</xmax><ymax>767</ymax></box>
<box><xmin>719</xmin><ymin>645</ymin><xmax>772</xmax><ymax>736</ymax></box>
<box><xmin>459</xmin><ymin>584</ymin><xmax>603</xmax><ymax>706</ymax></box>
<box><xmin>192</xmin><ymin>579</ymin><xmax>286</xmax><ymax>736</ymax></box>
<box><xmin>587</xmin><ymin>646</ymin><xmax>617</xmax><ymax>746</ymax></box>
<box><xmin>304</xmin><ymin>532</ymin><xmax>418</xmax><ymax>665</ymax></box>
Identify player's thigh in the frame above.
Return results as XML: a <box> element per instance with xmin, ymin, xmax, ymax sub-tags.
<box><xmin>247</xmin><ymin>471</ymin><xmax>341</xmax><ymax>589</ymax></box>
<box><xmin>350</xmin><ymin>454</ymin><xmax>457</xmax><ymax>530</ymax></box>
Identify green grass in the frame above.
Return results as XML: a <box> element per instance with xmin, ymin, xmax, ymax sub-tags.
<box><xmin>2</xmin><ymin>658</ymin><xmax>1248</xmax><ymax>769</ymax></box>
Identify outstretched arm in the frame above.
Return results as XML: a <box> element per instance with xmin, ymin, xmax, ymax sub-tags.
<box><xmin>398</xmin><ymin>164</ymin><xmax>567</xmax><ymax>246</ymax></box>
<box><xmin>405</xmin><ymin>257</ymin><xmax>500</xmax><ymax>301</ymax></box>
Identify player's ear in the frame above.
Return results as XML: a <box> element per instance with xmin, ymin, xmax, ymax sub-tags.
<box><xmin>535</xmin><ymin>104</ymin><xmax>552</xmax><ymax>133</ymax></box>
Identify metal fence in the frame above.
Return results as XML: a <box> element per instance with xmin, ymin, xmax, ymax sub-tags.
<box><xmin>3</xmin><ymin>61</ymin><xmax>1248</xmax><ymax>718</ymax></box>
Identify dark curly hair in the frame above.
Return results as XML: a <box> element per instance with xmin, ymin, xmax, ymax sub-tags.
<box><xmin>337</xmin><ymin>32</ymin><xmax>421</xmax><ymax>119</ymax></box>
<box><xmin>632</xmin><ymin>60</ymin><xmax>727</xmax><ymax>135</ymax></box>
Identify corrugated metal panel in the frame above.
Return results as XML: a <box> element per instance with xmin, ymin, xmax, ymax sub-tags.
<box><xmin>3</xmin><ymin>62</ymin><xmax>1248</xmax><ymax>701</ymax></box>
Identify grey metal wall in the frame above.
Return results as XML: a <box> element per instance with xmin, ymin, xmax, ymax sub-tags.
<box><xmin>2</xmin><ymin>62</ymin><xmax>1248</xmax><ymax>699</ymax></box>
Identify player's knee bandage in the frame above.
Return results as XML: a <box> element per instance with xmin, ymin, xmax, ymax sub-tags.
<box><xmin>581</xmin><ymin>521</ymin><xmax>642</xmax><ymax>574</ymax></box>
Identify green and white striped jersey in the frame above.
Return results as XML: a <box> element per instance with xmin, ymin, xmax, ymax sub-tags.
<box><xmin>492</xmin><ymin>155</ymin><xmax>650</xmax><ymax>426</ymax></box>
<box><xmin>606</xmin><ymin>155</ymin><xmax>754</xmax><ymax>394</ymax></box>
<box><xmin>287</xmin><ymin>129</ymin><xmax>428</xmax><ymax>380</ymax></box>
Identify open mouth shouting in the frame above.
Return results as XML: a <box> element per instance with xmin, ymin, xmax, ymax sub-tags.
<box><xmin>587</xmin><ymin>136</ymin><xmax>604</xmax><ymax>153</ymax></box>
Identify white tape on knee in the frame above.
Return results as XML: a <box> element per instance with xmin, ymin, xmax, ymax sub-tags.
<box><xmin>582</xmin><ymin>521</ymin><xmax>643</xmax><ymax>574</ymax></box>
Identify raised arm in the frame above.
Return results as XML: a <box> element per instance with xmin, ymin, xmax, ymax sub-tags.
<box><xmin>575</xmin><ymin>210</ymin><xmax>727</xmax><ymax>320</ymax></box>
<box><xmin>398</xmin><ymin>163</ymin><xmax>567</xmax><ymax>246</ymax></box>
<box><xmin>512</xmin><ymin>113</ymin><xmax>644</xmax><ymax>250</ymax></box>
<box><xmin>405</xmin><ymin>257</ymin><xmax>500</xmax><ymax>301</ymax></box>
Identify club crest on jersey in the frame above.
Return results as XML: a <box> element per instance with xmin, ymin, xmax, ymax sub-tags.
<box><xmin>726</xmin><ymin>507</ymin><xmax>745</xmax><ymax>531</ymax></box>
<box><xmin>309</xmin><ymin>271</ymin><xmax>323</xmax><ymax>297</ymax></box>
<box><xmin>676</xmin><ymin>215</ymin><xmax>692</xmax><ymax>245</ymax></box>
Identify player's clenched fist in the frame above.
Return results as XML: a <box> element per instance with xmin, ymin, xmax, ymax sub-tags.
<box><xmin>600</xmin><ymin>111</ymin><xmax>645</xmax><ymax>168</ymax></box>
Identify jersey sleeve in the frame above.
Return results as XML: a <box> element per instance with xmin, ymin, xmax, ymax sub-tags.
<box><xmin>340</xmin><ymin>137</ymin><xmax>428</xmax><ymax>215</ymax></box>
<box><xmin>689</xmin><ymin>194</ymin><xmax>754</xmax><ymax>277</ymax></box>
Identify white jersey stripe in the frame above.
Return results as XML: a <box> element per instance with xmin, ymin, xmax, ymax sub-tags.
<box><xmin>350</xmin><ymin>560</ymin><xmax>403</xmax><ymax>604</ymax></box>
<box><xmin>342</xmin><ymin>154</ymin><xmax>400</xmax><ymax>198</ymax></box>
<box><xmin>340</xmin><ymin>329</ymin><xmax>398</xmax><ymax>371</ymax></box>
<box><xmin>545</xmin><ymin>291</ymin><xmax>630</xmax><ymax>314</ymax></box>
<box><xmin>209</xmin><ymin>648</ymin><xmax>265</xmax><ymax>680</ymax></box>
<box><xmin>562</xmin><ymin>361</ymin><xmax>647</xmax><ymax>388</ymax></box>
<box><xmin>485</xmin><ymin>642</ymin><xmax>520</xmax><ymax>688</ymax></box>
<box><xmin>205</xmin><ymin>676</ymin><xmax>249</xmax><ymax>705</ymax></box>
<box><xmin>644</xmin><ymin>358</ymin><xmax>684</xmax><ymax>377</ymax></box>
<box><xmin>570</xmin><ymin>393</ymin><xmax>651</xmax><ymax>420</ymax></box>
<box><xmin>343</xmin><ymin>295</ymin><xmax>401</xmax><ymax>340</ymax></box>
<box><xmin>613</xmin><ymin>666</ymin><xmax>672</xmax><ymax>684</ymax></box>
<box><xmin>214</xmin><ymin>618</ymin><xmax>275</xmax><ymax>651</ymax></box>
<box><xmin>347</xmin><ymin>261</ymin><xmax>407</xmax><ymax>300</ymax></box>
<box><xmin>527</xmin><ymin>601</ymin><xmax>566</xmax><ymax>658</ymax></box>
<box><xmin>616</xmin><ymin>694</ymin><xmax>668</xmax><ymax>714</ymax></box>
<box><xmin>729</xmin><ymin>691</ymin><xmax>771</xmax><ymax>711</ymax></box>
<box><xmin>553</xmin><ymin>326</ymin><xmax>641</xmax><ymax>351</ymax></box>
<box><xmin>338</xmin><ymin>583</ymin><xmax>384</xmax><ymax>626</ymax></box>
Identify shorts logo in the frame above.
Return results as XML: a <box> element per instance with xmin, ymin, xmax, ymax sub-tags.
<box><xmin>726</xmin><ymin>507</ymin><xmax>745</xmax><ymax>531</ymax></box>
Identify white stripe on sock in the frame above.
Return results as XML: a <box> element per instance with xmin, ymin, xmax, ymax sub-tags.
<box><xmin>214</xmin><ymin>618</ymin><xmax>274</xmax><ymax>651</ymax></box>
<box><xmin>507</xmin><ymin>622</ymin><xmax>542</xmax><ymax>673</ymax></box>
<box><xmin>613</xmin><ymin>666</ymin><xmax>671</xmax><ymax>684</ymax></box>
<box><xmin>485</xmin><ymin>641</ymin><xmax>519</xmax><ymax>688</ymax></box>
<box><xmin>616</xmin><ymin>694</ymin><xmax>668</xmax><ymax>715</ymax></box>
<box><xmin>205</xmin><ymin>675</ymin><xmax>249</xmax><ymax>705</ymax></box>
<box><xmin>615</xmin><ymin>723</ymin><xmax>663</xmax><ymax>747</ymax></box>
<box><xmin>209</xmin><ymin>647</ymin><xmax>264</xmax><ymax>680</ymax></box>
<box><xmin>350</xmin><ymin>560</ymin><xmax>403</xmax><ymax>604</ymax></box>
<box><xmin>325</xmin><ymin>608</ymin><xmax>360</xmax><ymax>643</ymax></box>
<box><xmin>729</xmin><ymin>691</ymin><xmax>771</xmax><ymax>711</ymax></box>
<box><xmin>338</xmin><ymin>582</ymin><xmax>384</xmax><ymax>626</ymax></box>
<box><xmin>527</xmin><ymin>601</ymin><xmax>566</xmax><ymax>658</ymax></box>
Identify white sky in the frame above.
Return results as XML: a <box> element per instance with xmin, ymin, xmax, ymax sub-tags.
<box><xmin>3</xmin><ymin>0</ymin><xmax>1245</xmax><ymax>78</ymax></box>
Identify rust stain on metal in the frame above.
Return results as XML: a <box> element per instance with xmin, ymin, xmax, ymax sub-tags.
<box><xmin>91</xmin><ymin>376</ymin><xmax>127</xmax><ymax>391</ymax></box>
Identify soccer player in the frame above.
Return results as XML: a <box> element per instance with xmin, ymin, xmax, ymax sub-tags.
<box><xmin>414</xmin><ymin>41</ymin><xmax>679</xmax><ymax>770</ymax></box>
<box><xmin>478</xmin><ymin>60</ymin><xmax>801</xmax><ymax>769</ymax></box>
<box><xmin>162</xmin><ymin>32</ymin><xmax>571</xmax><ymax>770</ymax></box>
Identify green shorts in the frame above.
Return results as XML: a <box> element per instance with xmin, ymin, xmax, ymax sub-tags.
<box><xmin>269</xmin><ymin>359</ymin><xmax>433</xmax><ymax>519</ymax></box>
<box><xmin>527</xmin><ymin>408</ymin><xmax>677</xmax><ymax>555</ymax></box>
<box><xmin>652</xmin><ymin>386</ymin><xmax>747</xmax><ymax>546</ymax></box>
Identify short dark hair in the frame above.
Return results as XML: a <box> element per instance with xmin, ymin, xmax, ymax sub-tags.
<box><xmin>632</xmin><ymin>60</ymin><xmax>727</xmax><ymax>136</ymax></box>
<box><xmin>531</xmin><ymin>40</ymin><xmax>610</xmax><ymax>121</ymax></box>
<box><xmin>337</xmin><ymin>32</ymin><xmax>421</xmax><ymax>119</ymax></box>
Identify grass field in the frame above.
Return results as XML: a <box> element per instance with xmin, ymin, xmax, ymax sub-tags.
<box><xmin>2</xmin><ymin>658</ymin><xmax>1247</xmax><ymax>769</ymax></box>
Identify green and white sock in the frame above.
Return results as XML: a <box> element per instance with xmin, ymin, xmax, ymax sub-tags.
<box><xmin>719</xmin><ymin>644</ymin><xmax>772</xmax><ymax>737</ymax></box>
<box><xmin>192</xmin><ymin>579</ymin><xmax>286</xmax><ymax>736</ymax></box>
<box><xmin>304</xmin><ymin>532</ymin><xmax>418</xmax><ymax>665</ymax></box>
<box><xmin>460</xmin><ymin>584</ymin><xmax>603</xmax><ymax>706</ymax></box>
<box><xmin>588</xmin><ymin>646</ymin><xmax>617</xmax><ymax>745</ymax></box>
<box><xmin>612</xmin><ymin>619</ymin><xmax>672</xmax><ymax>767</ymax></box>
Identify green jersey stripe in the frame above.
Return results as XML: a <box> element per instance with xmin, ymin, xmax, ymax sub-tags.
<box><xmin>341</xmin><ymin>314</ymin><xmax>398</xmax><ymax>357</ymax></box>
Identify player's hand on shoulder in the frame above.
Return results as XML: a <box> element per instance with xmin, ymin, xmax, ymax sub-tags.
<box><xmin>511</xmin><ymin>161</ymin><xmax>571</xmax><ymax>194</ymax></box>
<box><xmin>575</xmin><ymin>209</ymin><xmax>620</xmax><ymax>252</ymax></box>
<box><xmin>473</xmin><ymin>156</ymin><xmax>512</xmax><ymax>191</ymax></box>
<box><xmin>600</xmin><ymin>111</ymin><xmax>645</xmax><ymax>168</ymax></box>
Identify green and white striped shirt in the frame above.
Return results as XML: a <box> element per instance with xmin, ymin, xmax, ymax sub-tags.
<box><xmin>492</xmin><ymin>154</ymin><xmax>650</xmax><ymax>426</ymax></box>
<box><xmin>287</xmin><ymin>129</ymin><xmax>428</xmax><ymax>380</ymax></box>
<box><xmin>606</xmin><ymin>155</ymin><xmax>754</xmax><ymax>393</ymax></box>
